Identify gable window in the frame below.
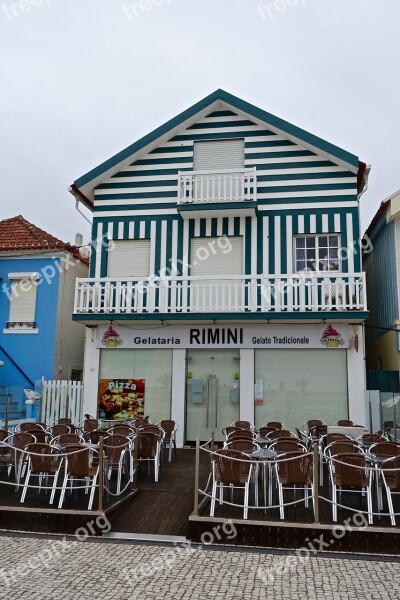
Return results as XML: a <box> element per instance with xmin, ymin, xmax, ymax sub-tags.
<box><xmin>5</xmin><ymin>273</ymin><xmax>39</xmax><ymax>332</ymax></box>
<box><xmin>107</xmin><ymin>240</ymin><xmax>151</xmax><ymax>278</ymax></box>
<box><xmin>193</xmin><ymin>139</ymin><xmax>244</xmax><ymax>171</ymax></box>
<box><xmin>294</xmin><ymin>235</ymin><xmax>340</xmax><ymax>272</ymax></box>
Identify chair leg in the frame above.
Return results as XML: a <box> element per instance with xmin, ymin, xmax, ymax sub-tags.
<box><xmin>210</xmin><ymin>480</ymin><xmax>217</xmax><ymax>517</ymax></box>
<box><xmin>304</xmin><ymin>484</ymin><xmax>309</xmax><ymax>508</ymax></box>
<box><xmin>385</xmin><ymin>483</ymin><xmax>396</xmax><ymax>526</ymax></box>
<box><xmin>20</xmin><ymin>468</ymin><xmax>31</xmax><ymax>503</ymax></box>
<box><xmin>332</xmin><ymin>484</ymin><xmax>337</xmax><ymax>522</ymax></box>
<box><xmin>219</xmin><ymin>484</ymin><xmax>224</xmax><ymax>506</ymax></box>
<box><xmin>58</xmin><ymin>471</ymin><xmax>69</xmax><ymax>509</ymax></box>
<box><xmin>88</xmin><ymin>472</ymin><xmax>98</xmax><ymax>510</ymax></box>
<box><xmin>244</xmin><ymin>482</ymin><xmax>249</xmax><ymax>519</ymax></box>
<box><xmin>278</xmin><ymin>482</ymin><xmax>284</xmax><ymax>520</ymax></box>
<box><xmin>367</xmin><ymin>485</ymin><xmax>373</xmax><ymax>525</ymax></box>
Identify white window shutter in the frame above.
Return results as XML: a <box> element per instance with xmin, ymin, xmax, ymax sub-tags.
<box><xmin>9</xmin><ymin>280</ymin><xmax>37</xmax><ymax>323</ymax></box>
<box><xmin>107</xmin><ymin>240</ymin><xmax>151</xmax><ymax>277</ymax></box>
<box><xmin>193</xmin><ymin>139</ymin><xmax>244</xmax><ymax>171</ymax></box>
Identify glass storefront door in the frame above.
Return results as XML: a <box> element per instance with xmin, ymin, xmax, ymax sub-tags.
<box><xmin>185</xmin><ymin>350</ymin><xmax>240</xmax><ymax>442</ymax></box>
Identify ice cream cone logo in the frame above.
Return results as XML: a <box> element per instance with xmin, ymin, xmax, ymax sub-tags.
<box><xmin>101</xmin><ymin>325</ymin><xmax>123</xmax><ymax>348</ymax></box>
<box><xmin>320</xmin><ymin>325</ymin><xmax>344</xmax><ymax>348</ymax></box>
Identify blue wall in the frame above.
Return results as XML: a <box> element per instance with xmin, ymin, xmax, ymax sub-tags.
<box><xmin>0</xmin><ymin>257</ymin><xmax>60</xmax><ymax>388</ymax></box>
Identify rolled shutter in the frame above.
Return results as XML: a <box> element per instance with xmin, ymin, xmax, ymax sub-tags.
<box><xmin>9</xmin><ymin>280</ymin><xmax>37</xmax><ymax>322</ymax></box>
<box><xmin>193</xmin><ymin>139</ymin><xmax>244</xmax><ymax>171</ymax></box>
<box><xmin>107</xmin><ymin>240</ymin><xmax>151</xmax><ymax>277</ymax></box>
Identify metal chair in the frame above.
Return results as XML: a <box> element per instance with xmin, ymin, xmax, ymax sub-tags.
<box><xmin>275</xmin><ymin>451</ymin><xmax>314</xmax><ymax>520</ymax></box>
<box><xmin>58</xmin><ymin>445</ymin><xmax>100</xmax><ymax>510</ymax></box>
<box><xmin>103</xmin><ymin>435</ymin><xmax>133</xmax><ymax>494</ymax></box>
<box><xmin>329</xmin><ymin>453</ymin><xmax>373</xmax><ymax>524</ymax></box>
<box><xmin>20</xmin><ymin>443</ymin><xmax>63</xmax><ymax>505</ymax></box>
<box><xmin>210</xmin><ymin>449</ymin><xmax>254</xmax><ymax>519</ymax></box>
<box><xmin>137</xmin><ymin>432</ymin><xmax>161</xmax><ymax>482</ymax></box>
<box><xmin>157</xmin><ymin>420</ymin><xmax>178</xmax><ymax>462</ymax></box>
<box><xmin>379</xmin><ymin>456</ymin><xmax>400</xmax><ymax>526</ymax></box>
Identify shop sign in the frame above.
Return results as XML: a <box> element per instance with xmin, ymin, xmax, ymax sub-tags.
<box><xmin>97</xmin><ymin>324</ymin><xmax>349</xmax><ymax>350</ymax></box>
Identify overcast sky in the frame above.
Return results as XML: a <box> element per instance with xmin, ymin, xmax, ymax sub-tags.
<box><xmin>1</xmin><ymin>0</ymin><xmax>399</xmax><ymax>245</ymax></box>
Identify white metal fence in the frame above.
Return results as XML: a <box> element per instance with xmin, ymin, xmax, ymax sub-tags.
<box><xmin>41</xmin><ymin>380</ymin><xmax>84</xmax><ymax>425</ymax></box>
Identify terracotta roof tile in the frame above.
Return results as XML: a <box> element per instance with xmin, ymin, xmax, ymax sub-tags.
<box><xmin>0</xmin><ymin>215</ymin><xmax>89</xmax><ymax>264</ymax></box>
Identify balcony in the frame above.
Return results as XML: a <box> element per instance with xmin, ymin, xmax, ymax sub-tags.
<box><xmin>177</xmin><ymin>168</ymin><xmax>257</xmax><ymax>218</ymax></box>
<box><xmin>73</xmin><ymin>273</ymin><xmax>367</xmax><ymax>318</ymax></box>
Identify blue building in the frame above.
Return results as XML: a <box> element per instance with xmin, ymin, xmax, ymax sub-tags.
<box><xmin>0</xmin><ymin>216</ymin><xmax>88</xmax><ymax>419</ymax></box>
<box><xmin>70</xmin><ymin>90</ymin><xmax>370</xmax><ymax>444</ymax></box>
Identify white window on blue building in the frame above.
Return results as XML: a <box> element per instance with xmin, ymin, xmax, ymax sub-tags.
<box><xmin>295</xmin><ymin>235</ymin><xmax>340</xmax><ymax>272</ymax></box>
<box><xmin>6</xmin><ymin>273</ymin><xmax>38</xmax><ymax>330</ymax></box>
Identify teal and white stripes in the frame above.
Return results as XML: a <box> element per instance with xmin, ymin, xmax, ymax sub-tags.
<box><xmin>90</xmin><ymin>107</ymin><xmax>361</xmax><ymax>279</ymax></box>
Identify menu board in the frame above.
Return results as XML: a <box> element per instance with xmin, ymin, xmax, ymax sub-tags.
<box><xmin>98</xmin><ymin>379</ymin><xmax>145</xmax><ymax>420</ymax></box>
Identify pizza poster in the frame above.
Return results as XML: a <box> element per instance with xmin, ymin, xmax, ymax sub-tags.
<box><xmin>98</xmin><ymin>379</ymin><xmax>145</xmax><ymax>420</ymax></box>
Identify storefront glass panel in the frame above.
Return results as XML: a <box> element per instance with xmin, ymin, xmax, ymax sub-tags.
<box><xmin>255</xmin><ymin>350</ymin><xmax>348</xmax><ymax>431</ymax></box>
<box><xmin>186</xmin><ymin>350</ymin><xmax>240</xmax><ymax>442</ymax></box>
<box><xmin>99</xmin><ymin>349</ymin><xmax>172</xmax><ymax>422</ymax></box>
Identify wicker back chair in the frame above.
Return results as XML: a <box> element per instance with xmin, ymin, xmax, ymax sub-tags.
<box><xmin>158</xmin><ymin>420</ymin><xmax>177</xmax><ymax>461</ymax></box>
<box><xmin>267</xmin><ymin>429</ymin><xmax>294</xmax><ymax>440</ymax></box>
<box><xmin>104</xmin><ymin>435</ymin><xmax>131</xmax><ymax>494</ymax></box>
<box><xmin>309</xmin><ymin>424</ymin><xmax>328</xmax><ymax>439</ymax></box>
<box><xmin>358</xmin><ymin>433</ymin><xmax>384</xmax><ymax>446</ymax></box>
<box><xmin>133</xmin><ymin>417</ymin><xmax>150</xmax><ymax>428</ymax></box>
<box><xmin>210</xmin><ymin>449</ymin><xmax>253</xmax><ymax>519</ymax></box>
<box><xmin>227</xmin><ymin>429</ymin><xmax>255</xmax><ymax>442</ymax></box>
<box><xmin>51</xmin><ymin>424</ymin><xmax>71</xmax><ymax>437</ymax></box>
<box><xmin>0</xmin><ymin>429</ymin><xmax>9</xmax><ymax>441</ymax></box>
<box><xmin>58</xmin><ymin>445</ymin><xmax>99</xmax><ymax>510</ymax></box>
<box><xmin>57</xmin><ymin>418</ymin><xmax>72</xmax><ymax>425</ymax></box>
<box><xmin>138</xmin><ymin>425</ymin><xmax>164</xmax><ymax>439</ymax></box>
<box><xmin>233</xmin><ymin>421</ymin><xmax>253</xmax><ymax>431</ymax></box>
<box><xmin>13</xmin><ymin>432</ymin><xmax>37</xmax><ymax>449</ymax></box>
<box><xmin>307</xmin><ymin>419</ymin><xmax>324</xmax><ymax>431</ymax></box>
<box><xmin>20</xmin><ymin>422</ymin><xmax>42</xmax><ymax>432</ymax></box>
<box><xmin>56</xmin><ymin>434</ymin><xmax>82</xmax><ymax>446</ymax></box>
<box><xmin>88</xmin><ymin>429</ymin><xmax>109</xmax><ymax>445</ymax></box>
<box><xmin>20</xmin><ymin>443</ymin><xmax>62</xmax><ymax>504</ymax></box>
<box><xmin>275</xmin><ymin>451</ymin><xmax>313</xmax><ymax>519</ymax></box>
<box><xmin>137</xmin><ymin>432</ymin><xmax>161</xmax><ymax>482</ymax></box>
<box><xmin>273</xmin><ymin>439</ymin><xmax>307</xmax><ymax>453</ymax></box>
<box><xmin>226</xmin><ymin>439</ymin><xmax>260</xmax><ymax>453</ymax></box>
<box><xmin>84</xmin><ymin>418</ymin><xmax>99</xmax><ymax>434</ymax></box>
<box><xmin>108</xmin><ymin>425</ymin><xmax>135</xmax><ymax>437</ymax></box>
<box><xmin>223</xmin><ymin>426</ymin><xmax>248</xmax><ymax>439</ymax></box>
<box><xmin>337</xmin><ymin>420</ymin><xmax>353</xmax><ymax>426</ymax></box>
<box><xmin>326</xmin><ymin>440</ymin><xmax>359</xmax><ymax>456</ymax></box>
<box><xmin>370</xmin><ymin>442</ymin><xmax>400</xmax><ymax>456</ymax></box>
<box><xmin>325</xmin><ymin>433</ymin><xmax>349</xmax><ymax>446</ymax></box>
<box><xmin>26</xmin><ymin>429</ymin><xmax>47</xmax><ymax>443</ymax></box>
<box><xmin>258</xmin><ymin>426</ymin><xmax>278</xmax><ymax>439</ymax></box>
<box><xmin>266</xmin><ymin>421</ymin><xmax>283</xmax><ymax>430</ymax></box>
<box><xmin>330</xmin><ymin>452</ymin><xmax>373</xmax><ymax>523</ymax></box>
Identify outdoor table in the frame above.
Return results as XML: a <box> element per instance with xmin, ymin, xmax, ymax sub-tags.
<box><xmin>249</xmin><ymin>448</ymin><xmax>279</xmax><ymax>508</ymax></box>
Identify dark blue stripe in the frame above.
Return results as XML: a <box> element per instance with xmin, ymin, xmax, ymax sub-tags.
<box><xmin>252</xmin><ymin>161</ymin><xmax>338</xmax><ymax>170</ymax></box>
<box><xmin>257</xmin><ymin>195</ymin><xmax>357</xmax><ymax>205</ymax></box>
<box><xmin>258</xmin><ymin>183</ymin><xmax>356</xmax><ymax>194</ymax></box>
<box><xmin>171</xmin><ymin>131</ymin><xmax>268</xmax><ymax>142</ymax></box>
<box><xmin>222</xmin><ymin>217</ymin><xmax>229</xmax><ymax>236</ymax></box>
<box><xmin>206</xmin><ymin>110</ymin><xmax>238</xmax><ymax>118</ymax></box>
<box><xmin>94</xmin><ymin>203</ymin><xmax>177</xmax><ymax>212</ymax></box>
<box><xmin>258</xmin><ymin>172</ymin><xmax>355</xmax><ymax>182</ymax></box>
<box><xmin>133</xmin><ymin>157</ymin><xmax>193</xmax><ymax>165</ymax></box>
<box><xmin>97</xmin><ymin>180</ymin><xmax>178</xmax><ymax>189</ymax></box>
<box><xmin>268</xmin><ymin>216</ymin><xmax>275</xmax><ymax>274</ymax></box>
<box><xmin>234</xmin><ymin>217</ymin><xmax>240</xmax><ymax>236</ymax></box>
<box><xmin>340</xmin><ymin>212</ymin><xmax>348</xmax><ymax>272</ymax></box>
<box><xmin>113</xmin><ymin>168</ymin><xmax>192</xmax><ymax>177</ymax></box>
<box><xmin>200</xmin><ymin>219</ymin><xmax>206</xmax><ymax>237</ymax></box>
<box><xmin>211</xmin><ymin>218</ymin><xmax>218</xmax><ymax>237</ymax></box>
<box><xmin>90</xmin><ymin>220</ymin><xmax>98</xmax><ymax>277</ymax></box>
<box><xmin>149</xmin><ymin>146</ymin><xmax>192</xmax><ymax>154</ymax></box>
<box><xmin>134</xmin><ymin>220</ymin><xmax>140</xmax><ymax>238</ymax></box>
<box><xmin>187</xmin><ymin>120</ymin><xmax>255</xmax><ymax>129</ymax></box>
<box><xmin>245</xmin><ymin>217</ymin><xmax>252</xmax><ymax>275</ymax></box>
<box><xmin>280</xmin><ymin>215</ymin><xmax>287</xmax><ymax>275</ymax></box>
<box><xmin>154</xmin><ymin>221</ymin><xmax>161</xmax><ymax>275</ymax></box>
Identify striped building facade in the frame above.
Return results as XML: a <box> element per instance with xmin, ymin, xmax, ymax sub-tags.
<box><xmin>71</xmin><ymin>90</ymin><xmax>370</xmax><ymax>443</ymax></box>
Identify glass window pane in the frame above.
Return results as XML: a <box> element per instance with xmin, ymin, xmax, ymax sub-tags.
<box><xmin>329</xmin><ymin>236</ymin><xmax>339</xmax><ymax>247</ymax></box>
<box><xmin>296</xmin><ymin>249</ymin><xmax>305</xmax><ymax>260</ymax></box>
<box><xmin>306</xmin><ymin>237</ymin><xmax>315</xmax><ymax>249</ymax></box>
<box><xmin>319</xmin><ymin>236</ymin><xmax>328</xmax><ymax>248</ymax></box>
<box><xmin>254</xmin><ymin>350</ymin><xmax>348</xmax><ymax>431</ymax></box>
<box><xmin>99</xmin><ymin>349</ymin><xmax>172</xmax><ymax>422</ymax></box>
<box><xmin>296</xmin><ymin>237</ymin><xmax>305</xmax><ymax>249</ymax></box>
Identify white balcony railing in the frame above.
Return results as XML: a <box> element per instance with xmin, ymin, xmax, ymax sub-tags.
<box><xmin>74</xmin><ymin>273</ymin><xmax>367</xmax><ymax>315</ymax></box>
<box><xmin>178</xmin><ymin>168</ymin><xmax>257</xmax><ymax>204</ymax></box>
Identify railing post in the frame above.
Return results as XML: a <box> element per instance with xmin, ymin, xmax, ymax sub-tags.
<box><xmin>98</xmin><ymin>437</ymin><xmax>104</xmax><ymax>512</ymax></box>
<box><xmin>193</xmin><ymin>438</ymin><xmax>200</xmax><ymax>516</ymax></box>
<box><xmin>211</xmin><ymin>431</ymin><xmax>215</xmax><ymax>455</ymax></box>
<box><xmin>133</xmin><ymin>434</ymin><xmax>139</xmax><ymax>489</ymax></box>
<box><xmin>313</xmin><ymin>442</ymin><xmax>320</xmax><ymax>524</ymax></box>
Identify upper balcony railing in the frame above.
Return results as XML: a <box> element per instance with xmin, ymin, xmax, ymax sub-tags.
<box><xmin>178</xmin><ymin>168</ymin><xmax>257</xmax><ymax>204</ymax></box>
<box><xmin>74</xmin><ymin>273</ymin><xmax>367</xmax><ymax>316</ymax></box>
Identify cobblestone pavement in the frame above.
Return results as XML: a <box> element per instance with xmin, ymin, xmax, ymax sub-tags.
<box><xmin>0</xmin><ymin>536</ymin><xmax>399</xmax><ymax>599</ymax></box>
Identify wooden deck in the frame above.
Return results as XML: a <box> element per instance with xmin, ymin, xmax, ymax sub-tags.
<box><xmin>1</xmin><ymin>449</ymin><xmax>400</xmax><ymax>553</ymax></box>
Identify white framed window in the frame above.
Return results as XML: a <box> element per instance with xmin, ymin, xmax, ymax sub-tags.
<box><xmin>294</xmin><ymin>235</ymin><xmax>340</xmax><ymax>272</ymax></box>
<box><xmin>5</xmin><ymin>273</ymin><xmax>38</xmax><ymax>332</ymax></box>
<box><xmin>107</xmin><ymin>240</ymin><xmax>151</xmax><ymax>278</ymax></box>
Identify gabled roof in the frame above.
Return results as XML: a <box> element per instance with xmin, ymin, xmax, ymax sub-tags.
<box><xmin>70</xmin><ymin>89</ymin><xmax>363</xmax><ymax>209</ymax></box>
<box><xmin>0</xmin><ymin>215</ymin><xmax>89</xmax><ymax>264</ymax></box>
<box><xmin>365</xmin><ymin>189</ymin><xmax>400</xmax><ymax>240</ymax></box>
